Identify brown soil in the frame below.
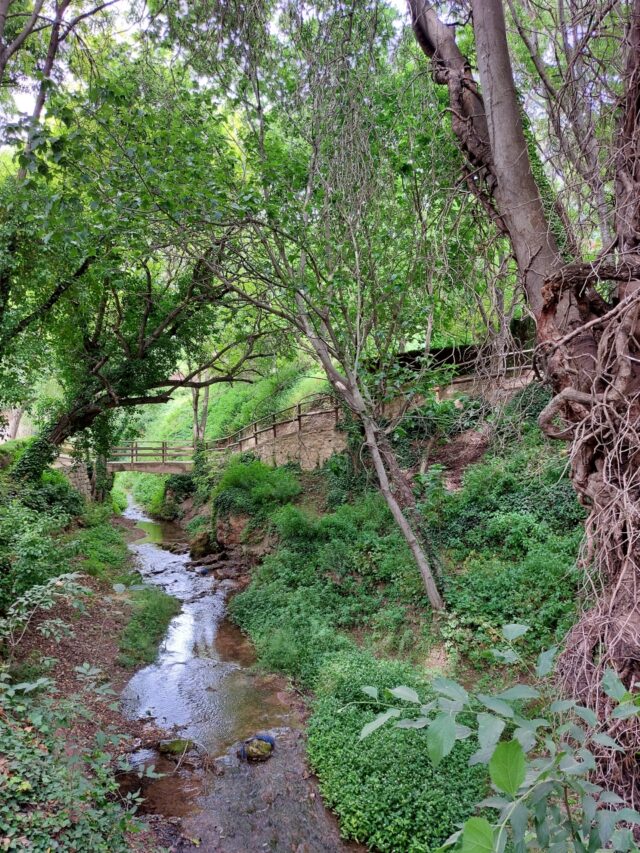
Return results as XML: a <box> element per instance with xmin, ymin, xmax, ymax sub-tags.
<box><xmin>424</xmin><ymin>425</ymin><xmax>491</xmax><ymax>490</ymax></box>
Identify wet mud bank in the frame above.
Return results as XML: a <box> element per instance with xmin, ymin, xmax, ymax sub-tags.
<box><xmin>120</xmin><ymin>499</ymin><xmax>360</xmax><ymax>851</ymax></box>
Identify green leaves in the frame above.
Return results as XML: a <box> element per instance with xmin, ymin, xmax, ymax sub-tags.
<box><xmin>427</xmin><ymin>713</ymin><xmax>457</xmax><ymax>767</ymax></box>
<box><xmin>535</xmin><ymin>645</ymin><xmax>558</xmax><ymax>678</ymax></box>
<box><xmin>489</xmin><ymin>740</ymin><xmax>526</xmax><ymax>797</ymax></box>
<box><xmin>501</xmin><ymin>624</ymin><xmax>529</xmax><ymax>641</ymax></box>
<box><xmin>359</xmin><ymin>708</ymin><xmax>401</xmax><ymax>740</ymax></box>
<box><xmin>602</xmin><ymin>668</ymin><xmax>628</xmax><ymax>702</ymax></box>
<box><xmin>477</xmin><ymin>713</ymin><xmax>506</xmax><ymax>751</ymax></box>
<box><xmin>460</xmin><ymin>817</ymin><xmax>496</xmax><ymax>853</ymax></box>
<box><xmin>389</xmin><ymin>685</ymin><xmax>420</xmax><ymax>704</ymax></box>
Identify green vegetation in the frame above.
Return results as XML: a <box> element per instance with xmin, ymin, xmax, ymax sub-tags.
<box><xmin>0</xmin><ymin>439</ymin><xmax>175</xmax><ymax>849</ymax></box>
<box><xmin>0</xmin><ymin>689</ymin><xmax>138</xmax><ymax>852</ymax></box>
<box><xmin>213</xmin><ymin>456</ymin><xmax>302</xmax><ymax>520</ymax></box>
<box><xmin>308</xmin><ymin>651</ymin><xmax>486</xmax><ymax>852</ymax></box>
<box><xmin>362</xmin><ymin>629</ymin><xmax>640</xmax><ymax>853</ymax></box>
<box><xmin>224</xmin><ymin>391</ymin><xmax>587</xmax><ymax>850</ymax></box>
<box><xmin>421</xmin><ymin>410</ymin><xmax>584</xmax><ymax>663</ymax></box>
<box><xmin>2</xmin><ymin>0</ymin><xmax>636</xmax><ymax>844</ymax></box>
<box><xmin>117</xmin><ymin>587</ymin><xmax>180</xmax><ymax>668</ymax></box>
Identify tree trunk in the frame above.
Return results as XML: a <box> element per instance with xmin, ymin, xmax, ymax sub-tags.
<box><xmin>362</xmin><ymin>417</ymin><xmax>444</xmax><ymax>610</ymax></box>
<box><xmin>8</xmin><ymin>407</ymin><xmax>24</xmax><ymax>440</ymax></box>
<box><xmin>409</xmin><ymin>0</ymin><xmax>640</xmax><ymax>801</ymax></box>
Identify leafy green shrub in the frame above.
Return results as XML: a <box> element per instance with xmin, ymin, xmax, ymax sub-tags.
<box><xmin>165</xmin><ymin>473</ymin><xmax>195</xmax><ymax>500</ymax></box>
<box><xmin>322</xmin><ymin>451</ymin><xmax>368</xmax><ymax>509</ymax></box>
<box><xmin>115</xmin><ymin>471</ymin><xmax>169</xmax><ymax>517</ymax></box>
<box><xmin>444</xmin><ymin>536</ymin><xmax>580</xmax><ymax>660</ymax></box>
<box><xmin>0</xmin><ymin>689</ymin><xmax>137</xmax><ymax>851</ymax></box>
<box><xmin>307</xmin><ymin>650</ymin><xmax>486</xmax><ymax>852</ymax></box>
<box><xmin>364</xmin><ymin>631</ymin><xmax>640</xmax><ymax>853</ymax></box>
<box><xmin>74</xmin><ymin>507</ymin><xmax>129</xmax><ymax>581</ymax></box>
<box><xmin>0</xmin><ymin>500</ymin><xmax>73</xmax><ymax>613</ymax></box>
<box><xmin>110</xmin><ymin>484</ymin><xmax>128</xmax><ymax>513</ymax></box>
<box><xmin>213</xmin><ymin>457</ymin><xmax>301</xmax><ymax>518</ymax></box>
<box><xmin>20</xmin><ymin>469</ymin><xmax>85</xmax><ymax>516</ymax></box>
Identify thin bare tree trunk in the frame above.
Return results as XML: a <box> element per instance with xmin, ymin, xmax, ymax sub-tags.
<box><xmin>8</xmin><ymin>407</ymin><xmax>24</xmax><ymax>439</ymax></box>
<box><xmin>362</xmin><ymin>416</ymin><xmax>444</xmax><ymax>609</ymax></box>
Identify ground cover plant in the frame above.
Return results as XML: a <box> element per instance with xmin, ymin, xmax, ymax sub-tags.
<box><xmin>0</xmin><ymin>440</ymin><xmax>174</xmax><ymax>849</ymax></box>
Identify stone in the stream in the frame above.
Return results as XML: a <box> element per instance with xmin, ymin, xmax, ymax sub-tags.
<box><xmin>158</xmin><ymin>738</ymin><xmax>196</xmax><ymax>757</ymax></box>
<box><xmin>189</xmin><ymin>529</ymin><xmax>213</xmax><ymax>559</ymax></box>
<box><xmin>195</xmin><ymin>566</ymin><xmax>210</xmax><ymax>577</ymax></box>
<box><xmin>238</xmin><ymin>733</ymin><xmax>275</xmax><ymax>762</ymax></box>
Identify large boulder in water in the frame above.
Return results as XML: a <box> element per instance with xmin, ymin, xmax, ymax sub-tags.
<box><xmin>189</xmin><ymin>529</ymin><xmax>213</xmax><ymax>559</ymax></box>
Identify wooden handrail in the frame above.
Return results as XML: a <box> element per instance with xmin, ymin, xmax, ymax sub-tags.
<box><xmin>101</xmin><ymin>351</ymin><xmax>533</xmax><ymax>464</ymax></box>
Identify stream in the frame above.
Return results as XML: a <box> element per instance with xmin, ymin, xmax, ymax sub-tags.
<box><xmin>119</xmin><ymin>498</ymin><xmax>358</xmax><ymax>852</ymax></box>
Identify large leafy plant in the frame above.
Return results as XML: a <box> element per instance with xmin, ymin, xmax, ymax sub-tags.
<box><xmin>360</xmin><ymin>625</ymin><xmax>640</xmax><ymax>852</ymax></box>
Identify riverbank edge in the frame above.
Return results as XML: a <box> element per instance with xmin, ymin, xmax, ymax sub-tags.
<box><xmin>12</xmin><ymin>507</ymin><xmax>188</xmax><ymax>851</ymax></box>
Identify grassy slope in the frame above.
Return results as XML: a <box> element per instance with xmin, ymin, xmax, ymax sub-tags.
<box><xmin>222</xmin><ymin>388</ymin><xmax>584</xmax><ymax>852</ymax></box>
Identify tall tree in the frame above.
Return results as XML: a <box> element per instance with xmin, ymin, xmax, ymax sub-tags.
<box><xmin>409</xmin><ymin>0</ymin><xmax>640</xmax><ymax>797</ymax></box>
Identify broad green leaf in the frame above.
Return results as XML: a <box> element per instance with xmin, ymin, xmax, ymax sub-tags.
<box><xmin>602</xmin><ymin>668</ymin><xmax>627</xmax><ymax>702</ymax></box>
<box><xmin>598</xmin><ymin>808</ymin><xmax>618</xmax><ymax>846</ymax></box>
<box><xmin>591</xmin><ymin>732</ymin><xmax>624</xmax><ymax>752</ymax></box>
<box><xmin>492</xmin><ymin>648</ymin><xmax>520</xmax><ymax>664</ymax></box>
<box><xmin>509</xmin><ymin>802</ymin><xmax>528</xmax><ymax>845</ymax></box>
<box><xmin>514</xmin><ymin>727</ymin><xmax>536</xmax><ymax>752</ymax></box>
<box><xmin>478</xmin><ymin>694</ymin><xmax>515</xmax><ymax>718</ymax></box>
<box><xmin>361</xmin><ymin>685</ymin><xmax>379</xmax><ymax>700</ymax></box>
<box><xmin>469</xmin><ymin>746</ymin><xmax>495</xmax><ymax>766</ymax></box>
<box><xmin>501</xmin><ymin>624</ymin><xmax>529</xmax><ymax>641</ymax></box>
<box><xmin>489</xmin><ymin>739</ymin><xmax>526</xmax><ymax>797</ymax></box>
<box><xmin>432</xmin><ymin>676</ymin><xmax>469</xmax><ymax>703</ymax></box>
<box><xmin>359</xmin><ymin>708</ymin><xmax>400</xmax><ymax>740</ymax></box>
<box><xmin>395</xmin><ymin>717</ymin><xmax>430</xmax><ymax>729</ymax></box>
<box><xmin>455</xmin><ymin>723</ymin><xmax>472</xmax><ymax>740</ymax></box>
<box><xmin>550</xmin><ymin>699</ymin><xmax>576</xmax><ymax>713</ymax></box>
<box><xmin>616</xmin><ymin>808</ymin><xmax>640</xmax><ymax>824</ymax></box>
<box><xmin>610</xmin><ymin>828</ymin><xmax>635</xmax><ymax>852</ymax></box>
<box><xmin>389</xmin><ymin>685</ymin><xmax>420</xmax><ymax>704</ymax></box>
<box><xmin>599</xmin><ymin>791</ymin><xmax>625</xmax><ymax>805</ymax></box>
<box><xmin>460</xmin><ymin>817</ymin><xmax>495</xmax><ymax>853</ymax></box>
<box><xmin>477</xmin><ymin>713</ymin><xmax>506</xmax><ymax>751</ymax></box>
<box><xmin>427</xmin><ymin>713</ymin><xmax>457</xmax><ymax>767</ymax></box>
<box><xmin>611</xmin><ymin>702</ymin><xmax>639</xmax><ymax>720</ymax></box>
<box><xmin>496</xmin><ymin>685</ymin><xmax>540</xmax><ymax>701</ymax></box>
<box><xmin>574</xmin><ymin>705</ymin><xmax>598</xmax><ymax>726</ymax></box>
<box><xmin>535</xmin><ymin>645</ymin><xmax>558</xmax><ymax>678</ymax></box>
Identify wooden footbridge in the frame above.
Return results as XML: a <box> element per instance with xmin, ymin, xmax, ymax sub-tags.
<box><xmin>106</xmin><ymin>394</ymin><xmax>341</xmax><ymax>473</ymax></box>
<box><xmin>105</xmin><ymin>352</ymin><xmax>534</xmax><ymax>474</ymax></box>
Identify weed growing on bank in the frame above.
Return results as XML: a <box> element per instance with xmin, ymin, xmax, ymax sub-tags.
<box><xmin>117</xmin><ymin>587</ymin><xmax>180</xmax><ymax>668</ymax></box>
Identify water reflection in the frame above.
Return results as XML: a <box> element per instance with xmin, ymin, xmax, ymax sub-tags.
<box><xmin>121</xmin><ymin>497</ymin><xmax>293</xmax><ymax>755</ymax></box>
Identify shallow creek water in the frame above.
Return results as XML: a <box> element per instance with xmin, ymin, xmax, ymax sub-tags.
<box><xmin>119</xmin><ymin>500</ymin><xmax>360</xmax><ymax>851</ymax></box>
<box><xmin>121</xmin><ymin>498</ymin><xmax>294</xmax><ymax>755</ymax></box>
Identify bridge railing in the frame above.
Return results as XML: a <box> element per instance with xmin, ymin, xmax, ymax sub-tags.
<box><xmin>203</xmin><ymin>392</ymin><xmax>339</xmax><ymax>455</ymax></box>
<box><xmin>105</xmin><ymin>352</ymin><xmax>534</xmax><ymax>465</ymax></box>
<box><xmin>109</xmin><ymin>441</ymin><xmax>195</xmax><ymax>464</ymax></box>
